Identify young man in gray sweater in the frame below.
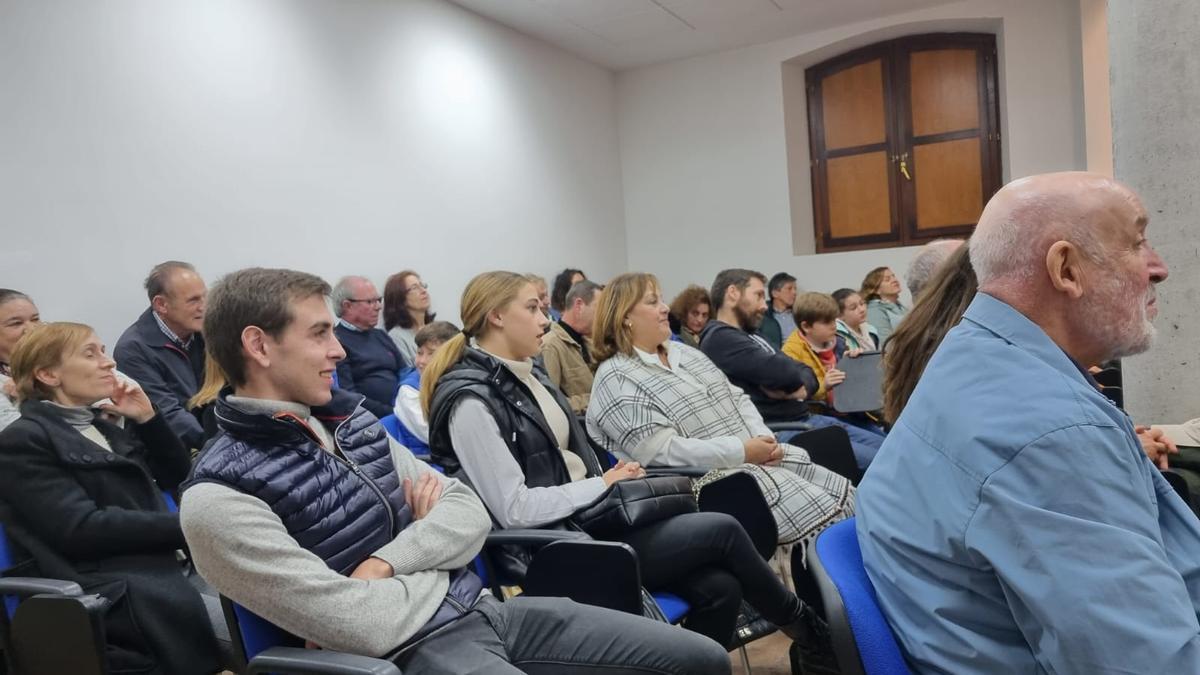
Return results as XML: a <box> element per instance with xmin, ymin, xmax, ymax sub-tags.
<box><xmin>179</xmin><ymin>267</ymin><xmax>728</xmax><ymax>674</ymax></box>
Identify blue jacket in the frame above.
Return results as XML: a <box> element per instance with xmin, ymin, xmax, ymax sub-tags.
<box><xmin>114</xmin><ymin>308</ymin><xmax>206</xmax><ymax>449</ymax></box>
<box><xmin>857</xmin><ymin>293</ymin><xmax>1200</xmax><ymax>674</ymax></box>
<box><xmin>394</xmin><ymin>369</ymin><xmax>429</xmax><ymax>456</ymax></box>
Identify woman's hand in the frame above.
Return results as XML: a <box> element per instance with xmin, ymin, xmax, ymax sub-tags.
<box><xmin>98</xmin><ymin>379</ymin><xmax>155</xmax><ymax>424</ymax></box>
<box><xmin>1136</xmin><ymin>425</ymin><xmax>1178</xmax><ymax>470</ymax></box>
<box><xmin>603</xmin><ymin>459</ymin><xmax>645</xmax><ymax>486</ymax></box>
<box><xmin>743</xmin><ymin>436</ymin><xmax>783</xmax><ymax>465</ymax></box>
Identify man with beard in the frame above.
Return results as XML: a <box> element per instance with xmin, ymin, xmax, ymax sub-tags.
<box><xmin>698</xmin><ymin>269</ymin><xmax>883</xmax><ymax>468</ymax></box>
<box><xmin>857</xmin><ymin>172</ymin><xmax>1195</xmax><ymax>674</ymax></box>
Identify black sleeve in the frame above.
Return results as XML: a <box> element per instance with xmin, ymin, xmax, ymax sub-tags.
<box><xmin>130</xmin><ymin>412</ymin><xmax>193</xmax><ymax>491</ymax></box>
<box><xmin>702</xmin><ymin>328</ymin><xmax>819</xmax><ymax>395</ymax></box>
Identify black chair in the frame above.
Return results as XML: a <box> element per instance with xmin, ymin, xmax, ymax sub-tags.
<box><xmin>785</xmin><ymin>426</ymin><xmax>863</xmax><ymax>485</ymax></box>
<box><xmin>1102</xmin><ymin>386</ymin><xmax>1124</xmax><ymax>410</ymax></box>
<box><xmin>0</xmin><ymin>522</ymin><xmax>110</xmax><ymax>675</ymax></box>
<box><xmin>1163</xmin><ymin>470</ymin><xmax>1193</xmax><ymax>510</ymax></box>
<box><xmin>1093</xmin><ymin>366</ymin><xmax>1122</xmax><ymax>389</ymax></box>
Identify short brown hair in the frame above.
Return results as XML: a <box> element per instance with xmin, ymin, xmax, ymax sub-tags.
<box><xmin>204</xmin><ymin>268</ymin><xmax>331</xmax><ymax>388</ymax></box>
<box><xmin>414</xmin><ymin>321</ymin><xmax>460</xmax><ymax>348</ymax></box>
<box><xmin>793</xmin><ymin>292</ymin><xmax>839</xmax><ymax>332</ymax></box>
<box><xmin>709</xmin><ymin>269</ymin><xmax>766</xmax><ymax>312</ymax></box>
<box><xmin>591</xmin><ymin>272</ymin><xmax>660</xmax><ymax>363</ymax></box>
<box><xmin>10</xmin><ymin>322</ymin><xmax>94</xmax><ymax>402</ymax></box>
<box><xmin>144</xmin><ymin>261</ymin><xmax>197</xmax><ymax>302</ymax></box>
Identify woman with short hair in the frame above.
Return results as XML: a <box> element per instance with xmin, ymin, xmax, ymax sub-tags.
<box><xmin>0</xmin><ymin>289</ymin><xmax>41</xmax><ymax>432</ymax></box>
<box><xmin>668</xmin><ymin>285</ymin><xmax>711</xmax><ymax>349</ymax></box>
<box><xmin>0</xmin><ymin>322</ymin><xmax>221</xmax><ymax>674</ymax></box>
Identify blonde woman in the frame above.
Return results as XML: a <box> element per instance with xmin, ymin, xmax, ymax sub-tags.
<box><xmin>587</xmin><ymin>273</ymin><xmax>855</xmax><ymax>549</ymax></box>
<box><xmin>0</xmin><ymin>322</ymin><xmax>220</xmax><ymax>674</ymax></box>
<box><xmin>423</xmin><ymin>271</ymin><xmax>816</xmax><ymax>648</ymax></box>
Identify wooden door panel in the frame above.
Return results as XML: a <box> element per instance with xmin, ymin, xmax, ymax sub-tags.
<box><xmin>912</xmin><ymin>138</ymin><xmax>983</xmax><ymax>230</ymax></box>
<box><xmin>827</xmin><ymin>151</ymin><xmax>893</xmax><ymax>238</ymax></box>
<box><xmin>822</xmin><ymin>59</ymin><xmax>887</xmax><ymax>150</ymax></box>
<box><xmin>910</xmin><ymin>49</ymin><xmax>979</xmax><ymax>137</ymax></box>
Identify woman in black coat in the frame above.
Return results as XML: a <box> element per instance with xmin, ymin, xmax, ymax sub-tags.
<box><xmin>0</xmin><ymin>322</ymin><xmax>220</xmax><ymax>674</ymax></box>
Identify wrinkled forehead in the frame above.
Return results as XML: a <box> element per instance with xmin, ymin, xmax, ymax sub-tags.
<box><xmin>1094</xmin><ymin>181</ymin><xmax>1149</xmax><ymax>240</ymax></box>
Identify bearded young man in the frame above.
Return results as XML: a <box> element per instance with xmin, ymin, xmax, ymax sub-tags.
<box><xmin>698</xmin><ymin>269</ymin><xmax>883</xmax><ymax>469</ymax></box>
<box><xmin>856</xmin><ymin>172</ymin><xmax>1198</xmax><ymax>674</ymax></box>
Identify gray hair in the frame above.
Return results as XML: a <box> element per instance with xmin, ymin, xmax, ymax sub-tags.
<box><xmin>330</xmin><ymin>276</ymin><xmax>369</xmax><ymax>317</ymax></box>
<box><xmin>0</xmin><ymin>289</ymin><xmax>32</xmax><ymax>307</ymax></box>
<box><xmin>565</xmin><ymin>280</ymin><xmax>604</xmax><ymax>308</ymax></box>
<box><xmin>144</xmin><ymin>261</ymin><xmax>197</xmax><ymax>302</ymax></box>
<box><xmin>907</xmin><ymin>239</ymin><xmax>963</xmax><ymax>298</ymax></box>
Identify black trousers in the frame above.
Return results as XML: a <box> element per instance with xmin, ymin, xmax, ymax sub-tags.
<box><xmin>614</xmin><ymin>511</ymin><xmax>801</xmax><ymax>646</ymax></box>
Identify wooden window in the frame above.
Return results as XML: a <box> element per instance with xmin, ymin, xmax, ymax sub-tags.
<box><xmin>806</xmin><ymin>33</ymin><xmax>1001</xmax><ymax>252</ymax></box>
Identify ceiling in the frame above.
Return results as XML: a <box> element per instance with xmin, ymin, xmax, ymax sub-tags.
<box><xmin>448</xmin><ymin>0</ymin><xmax>958</xmax><ymax>71</ymax></box>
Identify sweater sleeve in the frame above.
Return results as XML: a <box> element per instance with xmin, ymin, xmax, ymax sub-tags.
<box><xmin>368</xmin><ymin>437</ymin><xmax>492</xmax><ymax>575</ymax></box>
<box><xmin>181</xmin><ymin>483</ymin><xmax>452</xmax><ymax>657</ymax></box>
<box><xmin>449</xmin><ymin>398</ymin><xmax>606</xmax><ymax>529</ymax></box>
<box><xmin>702</xmin><ymin>326</ymin><xmax>818</xmax><ymax>397</ymax></box>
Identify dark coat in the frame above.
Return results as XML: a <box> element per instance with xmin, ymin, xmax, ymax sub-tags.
<box><xmin>0</xmin><ymin>401</ymin><xmax>219</xmax><ymax>675</ymax></box>
<box><xmin>698</xmin><ymin>320</ymin><xmax>820</xmax><ymax>424</ymax></box>
<box><xmin>114</xmin><ymin>308</ymin><xmax>207</xmax><ymax>450</ymax></box>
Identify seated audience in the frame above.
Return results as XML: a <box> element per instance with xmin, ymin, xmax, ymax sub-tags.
<box><xmin>757</xmin><ymin>272</ymin><xmax>797</xmax><ymax>351</ymax></box>
<box><xmin>424</xmin><ymin>271</ymin><xmax>818</xmax><ymax>649</ymax></box>
<box><xmin>857</xmin><ymin>172</ymin><xmax>1195</xmax><ymax>673</ymax></box>
<box><xmin>782</xmin><ymin>293</ymin><xmax>885</xmax><ymax>466</ymax></box>
<box><xmin>905</xmin><ymin>238</ymin><xmax>963</xmax><ymax>301</ymax></box>
<box><xmin>384</xmin><ymin>269</ymin><xmax>436</xmax><ymax>365</ymax></box>
<box><xmin>699</xmin><ymin>269</ymin><xmax>880</xmax><ymax>469</ymax></box>
<box><xmin>832</xmin><ymin>288</ymin><xmax>878</xmax><ymax>353</ymax></box>
<box><xmin>550</xmin><ymin>268</ymin><xmax>586</xmax><ymax>321</ymax></box>
<box><xmin>588</xmin><ymin>273</ymin><xmax>854</xmax><ymax>549</ymax></box>
<box><xmin>668</xmin><ymin>285</ymin><xmax>711</xmax><ymax>349</ymax></box>
<box><xmin>539</xmin><ymin>280</ymin><xmax>603</xmax><ymax>413</ymax></box>
<box><xmin>697</xmin><ymin>269</ymin><xmax>818</xmax><ymax>423</ymax></box>
<box><xmin>332</xmin><ymin>275</ymin><xmax>406</xmax><ymax>419</ymax></box>
<box><xmin>525</xmin><ymin>273</ymin><xmax>552</xmax><ymax>320</ymax></box>
<box><xmin>0</xmin><ymin>322</ymin><xmax>220</xmax><ymax>674</ymax></box>
<box><xmin>180</xmin><ymin>267</ymin><xmax>729</xmax><ymax>674</ymax></box>
<box><xmin>0</xmin><ymin>289</ymin><xmax>41</xmax><ymax>432</ymax></box>
<box><xmin>860</xmin><ymin>266</ymin><xmax>907</xmax><ymax>347</ymax></box>
<box><xmin>392</xmin><ymin>320</ymin><xmax>460</xmax><ymax>455</ymax></box>
<box><xmin>114</xmin><ymin>261</ymin><xmax>208</xmax><ymax>450</ymax></box>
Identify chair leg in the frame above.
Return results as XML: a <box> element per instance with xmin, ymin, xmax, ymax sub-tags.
<box><xmin>738</xmin><ymin>643</ymin><xmax>753</xmax><ymax>673</ymax></box>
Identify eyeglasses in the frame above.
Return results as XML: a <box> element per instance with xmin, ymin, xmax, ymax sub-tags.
<box><xmin>347</xmin><ymin>297</ymin><xmax>383</xmax><ymax>305</ymax></box>
<box><xmin>405</xmin><ymin>282</ymin><xmax>429</xmax><ymax>294</ymax></box>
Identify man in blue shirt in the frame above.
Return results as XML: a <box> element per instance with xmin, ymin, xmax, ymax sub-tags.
<box><xmin>856</xmin><ymin>172</ymin><xmax>1199</xmax><ymax>673</ymax></box>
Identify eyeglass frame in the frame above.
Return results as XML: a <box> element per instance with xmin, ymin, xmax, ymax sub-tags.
<box><xmin>345</xmin><ymin>297</ymin><xmax>383</xmax><ymax>305</ymax></box>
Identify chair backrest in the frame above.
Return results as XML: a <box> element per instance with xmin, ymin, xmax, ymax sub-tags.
<box><xmin>809</xmin><ymin>518</ymin><xmax>910</xmax><ymax>675</ymax></box>
<box><xmin>379</xmin><ymin>415</ymin><xmax>403</xmax><ymax>443</ymax></box>
<box><xmin>221</xmin><ymin>596</ymin><xmax>304</xmax><ymax>666</ymax></box>
<box><xmin>833</xmin><ymin>351</ymin><xmax>883</xmax><ymax>414</ymax></box>
<box><xmin>790</xmin><ymin>426</ymin><xmax>863</xmax><ymax>484</ymax></box>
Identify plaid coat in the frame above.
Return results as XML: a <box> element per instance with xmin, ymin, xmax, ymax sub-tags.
<box><xmin>588</xmin><ymin>343</ymin><xmax>853</xmax><ymax>545</ymax></box>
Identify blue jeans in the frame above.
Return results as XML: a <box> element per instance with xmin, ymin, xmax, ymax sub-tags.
<box><xmin>802</xmin><ymin>414</ymin><xmax>885</xmax><ymax>469</ymax></box>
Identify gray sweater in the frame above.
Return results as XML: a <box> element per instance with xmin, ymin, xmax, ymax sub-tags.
<box><xmin>180</xmin><ymin>398</ymin><xmax>491</xmax><ymax>657</ymax></box>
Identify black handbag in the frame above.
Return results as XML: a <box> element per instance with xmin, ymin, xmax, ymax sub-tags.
<box><xmin>572</xmin><ymin>475</ymin><xmax>697</xmax><ymax>538</ymax></box>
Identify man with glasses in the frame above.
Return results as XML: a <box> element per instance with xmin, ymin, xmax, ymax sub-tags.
<box><xmin>332</xmin><ymin>276</ymin><xmax>407</xmax><ymax>418</ymax></box>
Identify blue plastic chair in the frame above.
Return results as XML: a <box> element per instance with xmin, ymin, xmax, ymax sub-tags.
<box><xmin>808</xmin><ymin>518</ymin><xmax>910</xmax><ymax>675</ymax></box>
<box><xmin>379</xmin><ymin>415</ymin><xmax>403</xmax><ymax>443</ymax></box>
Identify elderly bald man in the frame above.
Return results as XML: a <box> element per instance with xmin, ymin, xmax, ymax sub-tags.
<box><xmin>856</xmin><ymin>172</ymin><xmax>1195</xmax><ymax>674</ymax></box>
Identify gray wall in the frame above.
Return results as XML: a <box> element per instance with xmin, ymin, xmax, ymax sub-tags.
<box><xmin>1109</xmin><ymin>0</ymin><xmax>1200</xmax><ymax>423</ymax></box>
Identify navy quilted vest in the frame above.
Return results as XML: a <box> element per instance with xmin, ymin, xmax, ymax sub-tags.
<box><xmin>185</xmin><ymin>390</ymin><xmax>409</xmax><ymax>574</ymax></box>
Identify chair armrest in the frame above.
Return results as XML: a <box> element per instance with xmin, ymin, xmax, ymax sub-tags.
<box><xmin>247</xmin><ymin>647</ymin><xmax>402</xmax><ymax>675</ymax></box>
<box><xmin>644</xmin><ymin>466</ymin><xmax>709</xmax><ymax>478</ymax></box>
<box><xmin>766</xmin><ymin>421</ymin><xmax>814</xmax><ymax>432</ymax></box>
<box><xmin>0</xmin><ymin>577</ymin><xmax>83</xmax><ymax>598</ymax></box>
<box><xmin>484</xmin><ymin>529</ymin><xmax>592</xmax><ymax>547</ymax></box>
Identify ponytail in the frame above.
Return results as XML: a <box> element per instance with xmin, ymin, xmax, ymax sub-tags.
<box><xmin>420</xmin><ymin>331</ymin><xmax>467</xmax><ymax>417</ymax></box>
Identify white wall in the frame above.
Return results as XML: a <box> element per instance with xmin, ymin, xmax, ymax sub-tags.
<box><xmin>617</xmin><ymin>0</ymin><xmax>1086</xmax><ymax>302</ymax></box>
<box><xmin>0</xmin><ymin>0</ymin><xmax>626</xmax><ymax>346</ymax></box>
